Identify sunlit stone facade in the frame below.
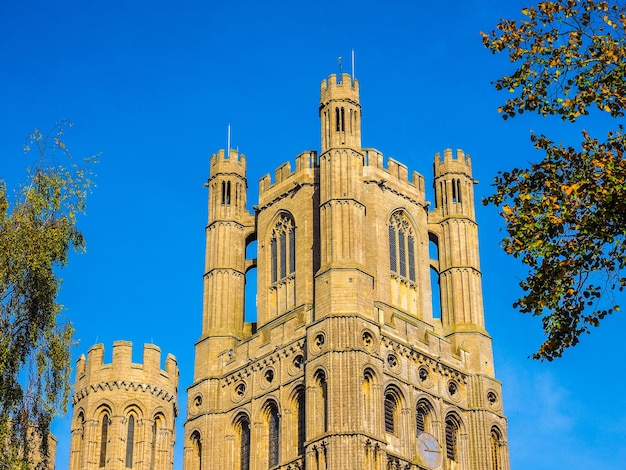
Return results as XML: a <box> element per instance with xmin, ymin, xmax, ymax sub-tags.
<box><xmin>183</xmin><ymin>73</ymin><xmax>509</xmax><ymax>470</ymax></box>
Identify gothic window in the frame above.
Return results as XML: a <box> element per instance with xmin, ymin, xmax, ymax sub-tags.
<box><xmin>335</xmin><ymin>107</ymin><xmax>340</xmax><ymax>131</ymax></box>
<box><xmin>445</xmin><ymin>415</ymin><xmax>460</xmax><ymax>461</ymax></box>
<box><xmin>190</xmin><ymin>431</ymin><xmax>202</xmax><ymax>470</ymax></box>
<box><xmin>270</xmin><ymin>214</ymin><xmax>295</xmax><ymax>284</ymax></box>
<box><xmin>384</xmin><ymin>391</ymin><xmax>398</xmax><ymax>434</ymax></box>
<box><xmin>490</xmin><ymin>427</ymin><xmax>503</xmax><ymax>470</ymax></box>
<box><xmin>296</xmin><ymin>390</ymin><xmax>306</xmax><ymax>456</ymax></box>
<box><xmin>314</xmin><ymin>370</ymin><xmax>328</xmax><ymax>434</ymax></box>
<box><xmin>74</xmin><ymin>411</ymin><xmax>85</xmax><ymax>468</ymax></box>
<box><xmin>125</xmin><ymin>414</ymin><xmax>135</xmax><ymax>468</ymax></box>
<box><xmin>267</xmin><ymin>402</ymin><xmax>280</xmax><ymax>468</ymax></box>
<box><xmin>99</xmin><ymin>413</ymin><xmax>110</xmax><ymax>468</ymax></box>
<box><xmin>389</xmin><ymin>211</ymin><xmax>417</xmax><ymax>282</ymax></box>
<box><xmin>151</xmin><ymin>415</ymin><xmax>163</xmax><ymax>470</ymax></box>
<box><xmin>363</xmin><ymin>369</ymin><xmax>376</xmax><ymax>434</ymax></box>
<box><xmin>240</xmin><ymin>418</ymin><xmax>251</xmax><ymax>470</ymax></box>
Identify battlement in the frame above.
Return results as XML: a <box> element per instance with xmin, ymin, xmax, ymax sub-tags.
<box><xmin>75</xmin><ymin>341</ymin><xmax>178</xmax><ymax>391</ymax></box>
<box><xmin>434</xmin><ymin>148</ymin><xmax>472</xmax><ymax>177</ymax></box>
<box><xmin>259</xmin><ymin>150</ymin><xmax>318</xmax><ymax>195</ymax></box>
<box><xmin>363</xmin><ymin>148</ymin><xmax>426</xmax><ymax>197</ymax></box>
<box><xmin>209</xmin><ymin>148</ymin><xmax>247</xmax><ymax>177</ymax></box>
<box><xmin>320</xmin><ymin>73</ymin><xmax>360</xmax><ymax>103</ymax></box>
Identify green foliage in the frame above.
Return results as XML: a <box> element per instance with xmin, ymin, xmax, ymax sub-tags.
<box><xmin>482</xmin><ymin>0</ymin><xmax>626</xmax><ymax>360</ymax></box>
<box><xmin>0</xmin><ymin>121</ymin><xmax>97</xmax><ymax>467</ymax></box>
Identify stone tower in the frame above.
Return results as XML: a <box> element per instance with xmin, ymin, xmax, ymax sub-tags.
<box><xmin>69</xmin><ymin>342</ymin><xmax>179</xmax><ymax>470</ymax></box>
<box><xmin>184</xmin><ymin>73</ymin><xmax>509</xmax><ymax>470</ymax></box>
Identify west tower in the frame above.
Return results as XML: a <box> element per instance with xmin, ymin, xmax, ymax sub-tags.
<box><xmin>184</xmin><ymin>73</ymin><xmax>509</xmax><ymax>470</ymax></box>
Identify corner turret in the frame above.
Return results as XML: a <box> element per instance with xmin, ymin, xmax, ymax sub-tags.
<box><xmin>69</xmin><ymin>342</ymin><xmax>178</xmax><ymax>470</ymax></box>
<box><xmin>319</xmin><ymin>73</ymin><xmax>361</xmax><ymax>151</ymax></box>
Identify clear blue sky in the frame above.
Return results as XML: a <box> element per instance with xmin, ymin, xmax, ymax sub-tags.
<box><xmin>1</xmin><ymin>1</ymin><xmax>624</xmax><ymax>468</ymax></box>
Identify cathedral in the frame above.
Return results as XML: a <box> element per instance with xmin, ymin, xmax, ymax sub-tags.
<box><xmin>67</xmin><ymin>72</ymin><xmax>509</xmax><ymax>470</ymax></box>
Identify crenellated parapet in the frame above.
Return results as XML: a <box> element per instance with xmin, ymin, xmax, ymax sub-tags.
<box><xmin>258</xmin><ymin>150</ymin><xmax>318</xmax><ymax>207</ymax></box>
<box><xmin>433</xmin><ymin>148</ymin><xmax>472</xmax><ymax>178</ymax></box>
<box><xmin>72</xmin><ymin>342</ymin><xmax>179</xmax><ymax>417</ymax></box>
<box><xmin>209</xmin><ymin>148</ymin><xmax>247</xmax><ymax>178</ymax></box>
<box><xmin>320</xmin><ymin>73</ymin><xmax>360</xmax><ymax>104</ymax></box>
<box><xmin>74</xmin><ymin>341</ymin><xmax>178</xmax><ymax>395</ymax></box>
<box><xmin>362</xmin><ymin>149</ymin><xmax>426</xmax><ymax>205</ymax></box>
<box><xmin>69</xmin><ymin>342</ymin><xmax>178</xmax><ymax>470</ymax></box>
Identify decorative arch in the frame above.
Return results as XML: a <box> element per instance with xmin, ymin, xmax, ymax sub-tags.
<box><xmin>91</xmin><ymin>400</ymin><xmax>115</xmax><ymax>419</ymax></box>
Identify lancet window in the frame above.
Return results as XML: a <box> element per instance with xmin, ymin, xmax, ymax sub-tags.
<box><xmin>267</xmin><ymin>402</ymin><xmax>281</xmax><ymax>467</ymax></box>
<box><xmin>99</xmin><ymin>412</ymin><xmax>110</xmax><ymax>468</ymax></box>
<box><xmin>125</xmin><ymin>414</ymin><xmax>135</xmax><ymax>468</ymax></box>
<box><xmin>240</xmin><ymin>418</ymin><xmax>251</xmax><ymax>470</ymax></box>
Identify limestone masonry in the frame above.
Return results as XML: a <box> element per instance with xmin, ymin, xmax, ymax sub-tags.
<box><xmin>69</xmin><ymin>72</ymin><xmax>509</xmax><ymax>470</ymax></box>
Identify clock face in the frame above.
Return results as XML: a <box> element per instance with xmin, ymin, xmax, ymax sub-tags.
<box><xmin>416</xmin><ymin>432</ymin><xmax>443</xmax><ymax>469</ymax></box>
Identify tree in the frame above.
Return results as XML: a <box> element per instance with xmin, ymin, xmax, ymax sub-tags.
<box><xmin>481</xmin><ymin>0</ymin><xmax>626</xmax><ymax>360</ymax></box>
<box><xmin>0</xmin><ymin>121</ymin><xmax>97</xmax><ymax>468</ymax></box>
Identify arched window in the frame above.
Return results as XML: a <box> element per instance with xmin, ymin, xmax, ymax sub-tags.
<box><xmin>296</xmin><ymin>389</ymin><xmax>306</xmax><ymax>456</ymax></box>
<box><xmin>384</xmin><ymin>391</ymin><xmax>398</xmax><ymax>434</ymax></box>
<box><xmin>270</xmin><ymin>214</ymin><xmax>295</xmax><ymax>284</ymax></box>
<box><xmin>222</xmin><ymin>180</ymin><xmax>231</xmax><ymax>205</ymax></box>
<box><xmin>190</xmin><ymin>431</ymin><xmax>202</xmax><ymax>470</ymax></box>
<box><xmin>445</xmin><ymin>415</ymin><xmax>460</xmax><ymax>461</ymax></box>
<box><xmin>72</xmin><ymin>411</ymin><xmax>85</xmax><ymax>470</ymax></box>
<box><xmin>151</xmin><ymin>414</ymin><xmax>163</xmax><ymax>470</ymax></box>
<box><xmin>363</xmin><ymin>369</ymin><xmax>376</xmax><ymax>434</ymax></box>
<box><xmin>490</xmin><ymin>427</ymin><xmax>503</xmax><ymax>470</ymax></box>
<box><xmin>240</xmin><ymin>418</ymin><xmax>251</xmax><ymax>470</ymax></box>
<box><xmin>267</xmin><ymin>402</ymin><xmax>280</xmax><ymax>468</ymax></box>
<box><xmin>125</xmin><ymin>414</ymin><xmax>135</xmax><ymax>468</ymax></box>
<box><xmin>389</xmin><ymin>211</ymin><xmax>417</xmax><ymax>282</ymax></box>
<box><xmin>415</xmin><ymin>399</ymin><xmax>433</xmax><ymax>436</ymax></box>
<box><xmin>340</xmin><ymin>107</ymin><xmax>345</xmax><ymax>131</ymax></box>
<box><xmin>314</xmin><ymin>370</ymin><xmax>328</xmax><ymax>434</ymax></box>
<box><xmin>99</xmin><ymin>413</ymin><xmax>110</xmax><ymax>468</ymax></box>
